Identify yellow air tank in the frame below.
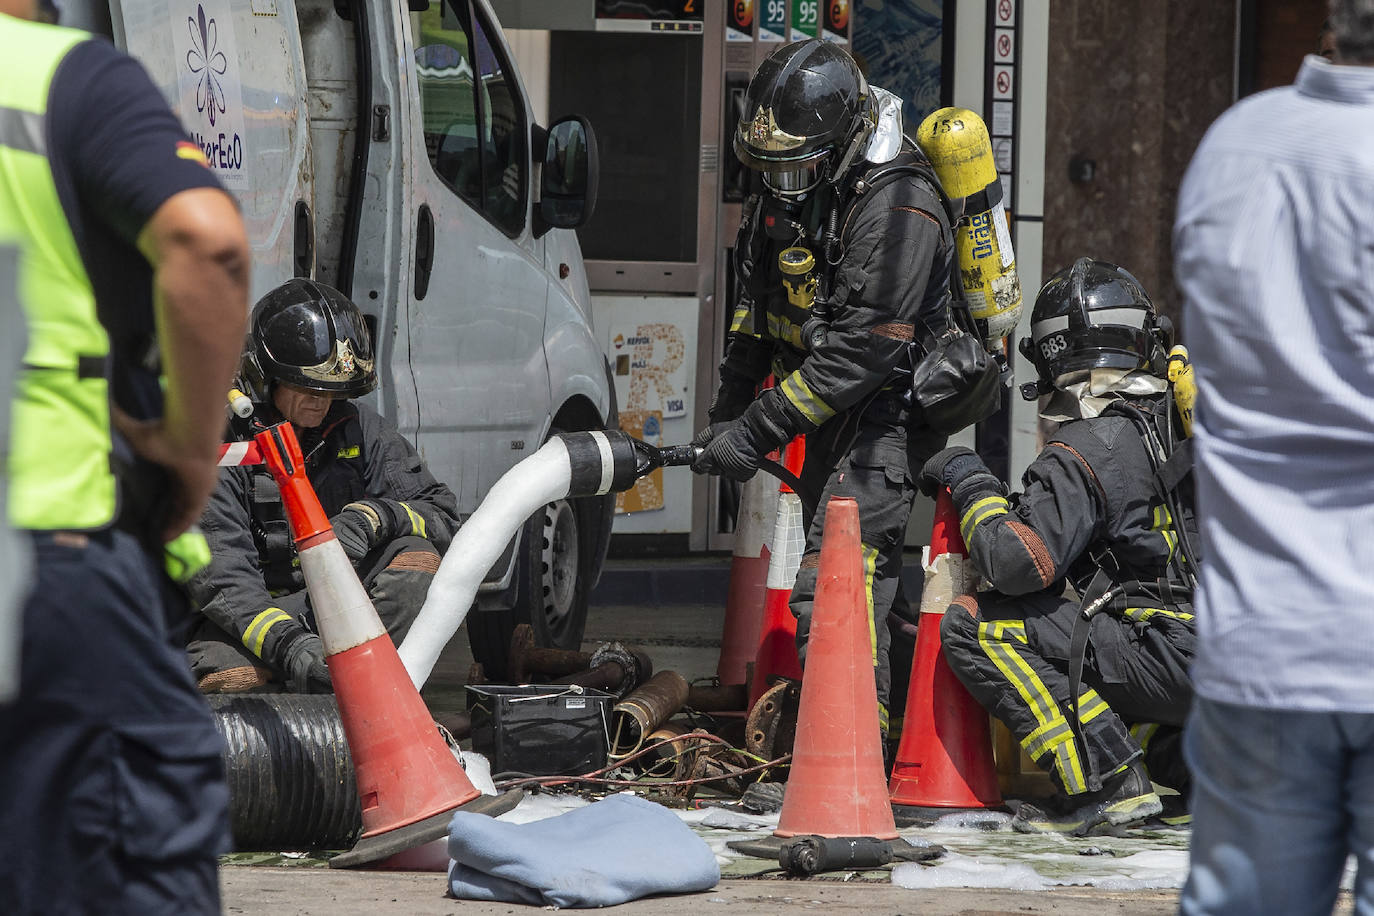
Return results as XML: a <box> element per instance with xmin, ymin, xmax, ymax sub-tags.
<box><xmin>1167</xmin><ymin>345</ymin><xmax>1196</xmax><ymax>438</ymax></box>
<box><xmin>915</xmin><ymin>107</ymin><xmax>1023</xmax><ymax>342</ymax></box>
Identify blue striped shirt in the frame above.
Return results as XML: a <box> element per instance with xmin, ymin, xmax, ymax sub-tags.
<box><xmin>1174</xmin><ymin>56</ymin><xmax>1374</xmax><ymax>712</ymax></box>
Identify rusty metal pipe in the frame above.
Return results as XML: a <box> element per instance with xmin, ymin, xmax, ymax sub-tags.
<box><xmin>609</xmin><ymin>671</ymin><xmax>690</xmax><ymax>760</ymax></box>
<box><xmin>553</xmin><ymin>661</ymin><xmax>626</xmax><ymax>693</ymax></box>
<box><xmin>686</xmin><ymin>683</ymin><xmax>749</xmax><ymax>712</ymax></box>
<box><xmin>640</xmin><ymin>723</ymin><xmax>698</xmax><ymax>779</ymax></box>
<box><xmin>550</xmin><ymin>646</ymin><xmax>654</xmax><ymax>699</ymax></box>
<box><xmin>508</xmin><ymin>623</ymin><xmax>592</xmax><ymax>683</ymax></box>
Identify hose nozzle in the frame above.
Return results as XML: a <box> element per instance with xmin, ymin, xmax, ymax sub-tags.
<box><xmin>228</xmin><ymin>388</ymin><xmax>254</xmax><ymax>419</ymax></box>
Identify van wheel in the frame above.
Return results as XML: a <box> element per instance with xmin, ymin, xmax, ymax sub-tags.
<box><xmin>467</xmin><ymin>497</ymin><xmax>592</xmax><ymax>679</ymax></box>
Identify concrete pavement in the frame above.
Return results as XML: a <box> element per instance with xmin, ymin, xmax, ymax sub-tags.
<box><xmin>221</xmin><ymin>868</ymin><xmax>1183</xmax><ymax>914</ymax></box>
<box><xmin>222</xmin><ymin>560</ymin><xmax>1355</xmax><ymax>915</ymax></box>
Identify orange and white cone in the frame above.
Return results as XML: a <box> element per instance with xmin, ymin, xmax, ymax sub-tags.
<box><xmin>748</xmin><ymin>435</ymin><xmax>806</xmax><ymax>708</ymax></box>
<box><xmin>715</xmin><ymin>461</ymin><xmax>780</xmax><ymax>688</ymax></box>
<box><xmin>888</xmin><ymin>490</ymin><xmax>1002</xmax><ymax>818</ymax></box>
<box><xmin>255</xmin><ymin>422</ymin><xmax>515</xmax><ymax>868</ymax></box>
<box><xmin>772</xmin><ymin>496</ymin><xmax>897</xmax><ymax>840</ymax></box>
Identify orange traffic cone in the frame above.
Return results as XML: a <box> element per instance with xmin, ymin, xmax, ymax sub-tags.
<box><xmin>888</xmin><ymin>490</ymin><xmax>1003</xmax><ymax>819</ymax></box>
<box><xmin>748</xmin><ymin>435</ymin><xmax>806</xmax><ymax>708</ymax></box>
<box><xmin>255</xmin><ymin>423</ymin><xmax>515</xmax><ymax>868</ymax></box>
<box><xmin>772</xmin><ymin>496</ymin><xmax>897</xmax><ymax>841</ymax></box>
<box><xmin>714</xmin><ymin>461</ymin><xmax>779</xmax><ymax>688</ymax></box>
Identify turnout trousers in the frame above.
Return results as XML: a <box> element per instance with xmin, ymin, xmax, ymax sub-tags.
<box><xmin>0</xmin><ymin>529</ymin><xmax>230</xmax><ymax>915</ymax></box>
<box><xmin>187</xmin><ymin>534</ymin><xmax>439</xmax><ymax>685</ymax></box>
<box><xmin>940</xmin><ymin>589</ymin><xmax>1195</xmax><ymax>795</ymax></box>
<box><xmin>789</xmin><ymin>398</ymin><xmax>946</xmax><ymax>731</ymax></box>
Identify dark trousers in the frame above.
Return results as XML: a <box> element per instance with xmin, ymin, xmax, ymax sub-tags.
<box><xmin>788</xmin><ymin>400</ymin><xmax>946</xmax><ymax>730</ymax></box>
<box><xmin>187</xmin><ymin>535</ymin><xmax>438</xmax><ymax>684</ymax></box>
<box><xmin>0</xmin><ymin>530</ymin><xmax>229</xmax><ymax>915</ymax></box>
<box><xmin>940</xmin><ymin>588</ymin><xmax>1195</xmax><ymax>795</ymax></box>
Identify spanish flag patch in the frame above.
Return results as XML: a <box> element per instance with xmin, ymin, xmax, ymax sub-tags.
<box><xmin>176</xmin><ymin>141</ymin><xmax>209</xmax><ymax>167</ymax></box>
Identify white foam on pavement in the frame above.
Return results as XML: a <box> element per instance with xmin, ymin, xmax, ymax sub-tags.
<box><xmin>496</xmin><ymin>791</ymin><xmax>592</xmax><ymax>824</ymax></box>
<box><xmin>456</xmin><ymin>750</ymin><xmax>497</xmax><ymax>796</ymax></box>
<box><xmin>893</xmin><ymin>853</ymin><xmax>1054</xmax><ymax>890</ymax></box>
<box><xmin>892</xmin><ymin>844</ymin><xmax>1189</xmax><ymax>891</ymax></box>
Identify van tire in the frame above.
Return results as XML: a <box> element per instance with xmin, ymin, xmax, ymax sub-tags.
<box><xmin>467</xmin><ymin>496</ymin><xmax>593</xmax><ymax>679</ymax></box>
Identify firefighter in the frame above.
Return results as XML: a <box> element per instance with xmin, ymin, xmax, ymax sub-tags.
<box><xmin>922</xmin><ymin>258</ymin><xmax>1197</xmax><ymax>834</ymax></box>
<box><xmin>186</xmin><ymin>279</ymin><xmax>461</xmax><ymax>693</ymax></box>
<box><xmin>691</xmin><ymin>39</ymin><xmax>957</xmax><ymax>734</ymax></box>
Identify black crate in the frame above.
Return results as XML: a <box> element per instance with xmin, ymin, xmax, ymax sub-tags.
<box><xmin>465</xmin><ymin>685</ymin><xmax>613</xmax><ymax>777</ymax></box>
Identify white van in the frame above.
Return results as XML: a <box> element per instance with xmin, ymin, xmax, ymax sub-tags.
<box><xmin>63</xmin><ymin>0</ymin><xmax>613</xmax><ymax>674</ymax></box>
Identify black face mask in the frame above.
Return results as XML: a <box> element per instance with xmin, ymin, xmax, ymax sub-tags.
<box><xmin>760</xmin><ymin>193</ymin><xmax>806</xmax><ymax>241</ymax></box>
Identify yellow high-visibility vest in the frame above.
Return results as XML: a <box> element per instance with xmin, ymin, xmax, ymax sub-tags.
<box><xmin>0</xmin><ymin>15</ymin><xmax>116</xmax><ymax>530</ymax></box>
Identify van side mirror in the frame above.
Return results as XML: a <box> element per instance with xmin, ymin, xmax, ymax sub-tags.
<box><xmin>534</xmin><ymin>115</ymin><xmax>598</xmax><ymax>239</ymax></box>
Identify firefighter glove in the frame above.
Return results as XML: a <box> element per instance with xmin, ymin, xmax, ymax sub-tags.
<box><xmin>692</xmin><ymin>421</ymin><xmax>767</xmax><ymax>482</ymax></box>
<box><xmin>919</xmin><ymin>446</ymin><xmax>1002</xmax><ymax>500</ymax></box>
<box><xmin>691</xmin><ymin>422</ymin><xmax>735</xmax><ymax>448</ymax></box>
<box><xmin>280</xmin><ymin>632</ymin><xmax>332</xmax><ymax>694</ymax></box>
<box><xmin>332</xmin><ymin>498</ymin><xmax>426</xmax><ymax>560</ymax></box>
<box><xmin>331</xmin><ymin>503</ymin><xmax>387</xmax><ymax>560</ymax></box>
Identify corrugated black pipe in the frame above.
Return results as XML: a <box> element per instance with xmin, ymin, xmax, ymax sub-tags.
<box><xmin>207</xmin><ymin>694</ymin><xmax>362</xmax><ymax>851</ymax></box>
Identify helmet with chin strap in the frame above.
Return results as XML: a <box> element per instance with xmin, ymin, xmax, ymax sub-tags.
<box><xmin>1018</xmin><ymin>258</ymin><xmax>1171</xmax><ymax>400</ymax></box>
<box><xmin>733</xmin><ymin>39</ymin><xmax>875</xmax><ymax>198</ymax></box>
<box><xmin>240</xmin><ymin>278</ymin><xmax>377</xmax><ymax>403</ymax></box>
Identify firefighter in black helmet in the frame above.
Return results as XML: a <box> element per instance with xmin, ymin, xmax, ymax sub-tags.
<box><xmin>185</xmin><ymin>279</ymin><xmax>461</xmax><ymax>694</ymax></box>
<box><xmin>692</xmin><ymin>39</ymin><xmax>958</xmax><ymax>740</ymax></box>
<box><xmin>921</xmin><ymin>258</ymin><xmax>1198</xmax><ymax>834</ymax></box>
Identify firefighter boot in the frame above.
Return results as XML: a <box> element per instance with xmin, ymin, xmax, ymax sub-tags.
<box><xmin>1011</xmin><ymin>759</ymin><xmax>1161</xmax><ymax>836</ymax></box>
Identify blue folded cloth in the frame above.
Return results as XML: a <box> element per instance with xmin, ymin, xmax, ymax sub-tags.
<box><xmin>447</xmin><ymin>793</ymin><xmax>720</xmax><ymax>908</ymax></box>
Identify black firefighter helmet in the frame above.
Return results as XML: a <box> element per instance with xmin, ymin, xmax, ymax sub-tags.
<box><xmin>1018</xmin><ymin>258</ymin><xmax>1171</xmax><ymax>400</ymax></box>
<box><xmin>734</xmin><ymin>39</ymin><xmax>875</xmax><ymax>197</ymax></box>
<box><xmin>241</xmin><ymin>278</ymin><xmax>377</xmax><ymax>402</ymax></box>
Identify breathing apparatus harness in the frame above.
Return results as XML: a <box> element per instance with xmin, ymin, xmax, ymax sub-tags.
<box><xmin>1064</xmin><ymin>377</ymin><xmax>1199</xmax><ymax>791</ymax></box>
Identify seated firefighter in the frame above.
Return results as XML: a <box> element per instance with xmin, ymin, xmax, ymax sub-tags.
<box><xmin>187</xmin><ymin>279</ymin><xmax>461</xmax><ymax>693</ymax></box>
<box><xmin>919</xmin><ymin>258</ymin><xmax>1198</xmax><ymax>834</ymax></box>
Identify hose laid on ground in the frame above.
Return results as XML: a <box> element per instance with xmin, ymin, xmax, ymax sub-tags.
<box><xmin>207</xmin><ymin>694</ymin><xmax>362</xmax><ymax>851</ymax></box>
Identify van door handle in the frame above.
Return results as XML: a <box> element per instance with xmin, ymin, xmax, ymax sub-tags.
<box><xmin>414</xmin><ymin>203</ymin><xmax>434</xmax><ymax>300</ymax></box>
<box><xmin>293</xmin><ymin>200</ymin><xmax>313</xmax><ymax>278</ymax></box>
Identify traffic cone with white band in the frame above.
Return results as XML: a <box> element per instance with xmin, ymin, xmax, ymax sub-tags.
<box><xmin>888</xmin><ymin>490</ymin><xmax>1002</xmax><ymax>819</ymax></box>
<box><xmin>715</xmin><ymin>462</ymin><xmax>780</xmax><ymax>689</ymax></box>
<box><xmin>254</xmin><ymin>422</ymin><xmax>515</xmax><ymax>869</ymax></box>
<box><xmin>772</xmin><ymin>496</ymin><xmax>897</xmax><ymax>840</ymax></box>
<box><xmin>748</xmin><ymin>435</ymin><xmax>806</xmax><ymax>708</ymax></box>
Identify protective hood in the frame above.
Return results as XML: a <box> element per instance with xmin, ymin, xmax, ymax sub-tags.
<box><xmin>1039</xmin><ymin>368</ymin><xmax>1167</xmax><ymax>423</ymax></box>
<box><xmin>863</xmin><ymin>86</ymin><xmax>904</xmax><ymax>165</ymax></box>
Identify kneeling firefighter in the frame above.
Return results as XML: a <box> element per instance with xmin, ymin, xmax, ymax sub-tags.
<box><xmin>692</xmin><ymin>38</ymin><xmax>994</xmax><ymax>738</ymax></box>
<box><xmin>186</xmin><ymin>279</ymin><xmax>461</xmax><ymax>693</ymax></box>
<box><xmin>921</xmin><ymin>258</ymin><xmax>1199</xmax><ymax>834</ymax></box>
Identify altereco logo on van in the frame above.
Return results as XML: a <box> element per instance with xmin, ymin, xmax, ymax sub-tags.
<box><xmin>186</xmin><ymin>5</ymin><xmax>227</xmax><ymax>126</ymax></box>
<box><xmin>172</xmin><ymin>0</ymin><xmax>248</xmax><ymax>188</ymax></box>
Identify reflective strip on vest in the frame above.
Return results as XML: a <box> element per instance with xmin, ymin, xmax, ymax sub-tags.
<box><xmin>0</xmin><ymin>19</ymin><xmax>115</xmax><ymax>530</ymax></box>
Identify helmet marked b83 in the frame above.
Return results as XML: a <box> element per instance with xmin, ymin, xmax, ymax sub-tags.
<box><xmin>1019</xmin><ymin>258</ymin><xmax>1169</xmax><ymax>400</ymax></box>
<box><xmin>241</xmin><ymin>278</ymin><xmax>377</xmax><ymax>402</ymax></box>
